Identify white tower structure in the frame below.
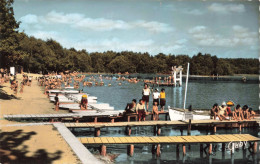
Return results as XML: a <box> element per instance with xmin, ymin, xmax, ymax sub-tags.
<box><xmin>172</xmin><ymin>66</ymin><xmax>183</xmax><ymax>87</ymax></box>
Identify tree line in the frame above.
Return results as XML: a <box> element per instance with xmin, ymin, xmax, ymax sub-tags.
<box><xmin>0</xmin><ymin>0</ymin><xmax>258</xmax><ymax>75</ymax></box>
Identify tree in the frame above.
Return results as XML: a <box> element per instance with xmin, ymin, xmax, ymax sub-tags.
<box><xmin>0</xmin><ymin>0</ymin><xmax>24</xmax><ymax>68</ymax></box>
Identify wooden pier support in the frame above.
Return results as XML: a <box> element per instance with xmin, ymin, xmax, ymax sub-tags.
<box><xmin>180</xmin><ymin>128</ymin><xmax>183</xmax><ymax>136</ymax></box>
<box><xmin>222</xmin><ymin>143</ymin><xmax>225</xmax><ymax>152</ymax></box>
<box><xmin>125</xmin><ymin>126</ymin><xmax>132</xmax><ymax>136</ymax></box>
<box><xmin>239</xmin><ymin>123</ymin><xmax>242</xmax><ymax>132</ymax></box>
<box><xmin>200</xmin><ymin>144</ymin><xmax>203</xmax><ymax>158</ymax></box>
<box><xmin>94</xmin><ymin>117</ymin><xmax>98</xmax><ymax>123</ymax></box>
<box><xmin>176</xmin><ymin>144</ymin><xmax>180</xmax><ymax>157</ymax></box>
<box><xmin>95</xmin><ymin>128</ymin><xmax>101</xmax><ymax>137</ymax></box>
<box><xmin>100</xmin><ymin>145</ymin><xmax>106</xmax><ymax>156</ymax></box>
<box><xmin>253</xmin><ymin>142</ymin><xmax>257</xmax><ymax>154</ymax></box>
<box><xmin>182</xmin><ymin>144</ymin><xmax>186</xmax><ymax>156</ymax></box>
<box><xmin>127</xmin><ymin>145</ymin><xmax>134</xmax><ymax>156</ymax></box>
<box><xmin>157</xmin><ymin>126</ymin><xmax>161</xmax><ymax>136</ymax></box>
<box><xmin>156</xmin><ymin>144</ymin><xmax>161</xmax><ymax>157</ymax></box>
<box><xmin>187</xmin><ymin>119</ymin><xmax>191</xmax><ymax>135</ymax></box>
<box><xmin>213</xmin><ymin>125</ymin><xmax>217</xmax><ymax>133</ymax></box>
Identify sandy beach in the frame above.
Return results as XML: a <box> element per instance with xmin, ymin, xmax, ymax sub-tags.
<box><xmin>0</xmin><ymin>73</ymin><xmax>79</xmax><ymax>163</ymax></box>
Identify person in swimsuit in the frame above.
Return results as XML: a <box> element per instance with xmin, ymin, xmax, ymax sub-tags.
<box><xmin>80</xmin><ymin>95</ymin><xmax>88</xmax><ymax>110</ymax></box>
<box><xmin>218</xmin><ymin>101</ymin><xmax>227</xmax><ymax>120</ymax></box>
<box><xmin>152</xmin><ymin>101</ymin><xmax>159</xmax><ymax>121</ymax></box>
<box><xmin>142</xmin><ymin>84</ymin><xmax>150</xmax><ymax>111</ymax></box>
<box><xmin>152</xmin><ymin>88</ymin><xmax>160</xmax><ymax>106</ymax></box>
<box><xmin>160</xmin><ymin>88</ymin><xmax>166</xmax><ymax>111</ymax></box>
<box><xmin>249</xmin><ymin>108</ymin><xmax>255</xmax><ymax>119</ymax></box>
<box><xmin>242</xmin><ymin>105</ymin><xmax>249</xmax><ymax>120</ymax></box>
<box><xmin>54</xmin><ymin>93</ymin><xmax>59</xmax><ymax>111</ymax></box>
<box><xmin>210</xmin><ymin>103</ymin><xmax>221</xmax><ymax>120</ymax></box>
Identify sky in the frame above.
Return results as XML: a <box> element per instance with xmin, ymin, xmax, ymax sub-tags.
<box><xmin>13</xmin><ymin>0</ymin><xmax>259</xmax><ymax>58</ymax></box>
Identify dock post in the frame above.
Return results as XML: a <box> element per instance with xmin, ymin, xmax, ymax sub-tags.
<box><xmin>95</xmin><ymin>128</ymin><xmax>101</xmax><ymax>137</ymax></box>
<box><xmin>180</xmin><ymin>128</ymin><xmax>183</xmax><ymax>136</ymax></box>
<box><xmin>214</xmin><ymin>125</ymin><xmax>217</xmax><ymax>133</ymax></box>
<box><xmin>126</xmin><ymin>126</ymin><xmax>132</xmax><ymax>136</ymax></box>
<box><xmin>239</xmin><ymin>123</ymin><xmax>242</xmax><ymax>132</ymax></box>
<box><xmin>94</xmin><ymin>117</ymin><xmax>98</xmax><ymax>123</ymax></box>
<box><xmin>253</xmin><ymin>142</ymin><xmax>257</xmax><ymax>153</ymax></box>
<box><xmin>154</xmin><ymin>126</ymin><xmax>157</xmax><ymax>136</ymax></box>
<box><xmin>176</xmin><ymin>144</ymin><xmax>180</xmax><ymax>158</ymax></box>
<box><xmin>157</xmin><ymin>126</ymin><xmax>161</xmax><ymax>136</ymax></box>
<box><xmin>100</xmin><ymin>145</ymin><xmax>106</xmax><ymax>156</ymax></box>
<box><xmin>152</xmin><ymin>145</ymin><xmax>156</xmax><ymax>154</ymax></box>
<box><xmin>200</xmin><ymin>144</ymin><xmax>203</xmax><ymax>158</ymax></box>
<box><xmin>187</xmin><ymin>119</ymin><xmax>191</xmax><ymax>135</ymax></box>
<box><xmin>156</xmin><ymin>144</ymin><xmax>161</xmax><ymax>157</ymax></box>
<box><xmin>182</xmin><ymin>144</ymin><xmax>186</xmax><ymax>156</ymax></box>
<box><xmin>127</xmin><ymin>145</ymin><xmax>134</xmax><ymax>156</ymax></box>
<box><xmin>208</xmin><ymin>144</ymin><xmax>212</xmax><ymax>155</ymax></box>
<box><xmin>222</xmin><ymin>143</ymin><xmax>226</xmax><ymax>152</ymax></box>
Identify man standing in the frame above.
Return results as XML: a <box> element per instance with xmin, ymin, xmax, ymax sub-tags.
<box><xmin>54</xmin><ymin>93</ymin><xmax>59</xmax><ymax>111</ymax></box>
<box><xmin>142</xmin><ymin>83</ymin><xmax>150</xmax><ymax>111</ymax></box>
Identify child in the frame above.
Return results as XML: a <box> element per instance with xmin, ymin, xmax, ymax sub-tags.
<box><xmin>152</xmin><ymin>102</ymin><xmax>159</xmax><ymax>121</ymax></box>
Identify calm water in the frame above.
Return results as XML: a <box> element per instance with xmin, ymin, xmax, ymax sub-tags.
<box><xmin>77</xmin><ymin>75</ymin><xmax>259</xmax><ymax>111</ymax></box>
<box><xmin>71</xmin><ymin>75</ymin><xmax>259</xmax><ymax>163</ymax></box>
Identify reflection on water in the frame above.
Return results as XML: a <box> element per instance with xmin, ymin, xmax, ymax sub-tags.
<box><xmin>77</xmin><ymin>75</ymin><xmax>259</xmax><ymax>111</ymax></box>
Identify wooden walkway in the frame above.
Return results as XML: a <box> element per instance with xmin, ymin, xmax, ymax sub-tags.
<box><xmin>65</xmin><ymin>119</ymin><xmax>259</xmax><ymax>128</ymax></box>
<box><xmin>79</xmin><ymin>134</ymin><xmax>259</xmax><ymax>144</ymax></box>
<box><xmin>79</xmin><ymin>134</ymin><xmax>260</xmax><ymax>156</ymax></box>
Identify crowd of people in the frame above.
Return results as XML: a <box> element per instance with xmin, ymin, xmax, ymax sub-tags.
<box><xmin>123</xmin><ymin>83</ymin><xmax>166</xmax><ymax>121</ymax></box>
<box><xmin>211</xmin><ymin>102</ymin><xmax>255</xmax><ymax>121</ymax></box>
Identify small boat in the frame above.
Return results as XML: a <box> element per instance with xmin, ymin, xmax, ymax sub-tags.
<box><xmin>168</xmin><ymin>107</ymin><xmax>211</xmax><ymax>121</ymax></box>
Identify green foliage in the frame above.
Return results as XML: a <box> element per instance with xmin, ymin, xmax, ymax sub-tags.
<box><xmin>1</xmin><ymin>0</ymin><xmax>258</xmax><ymax>75</ymax></box>
<box><xmin>0</xmin><ymin>0</ymin><xmax>23</xmax><ymax>67</ymax></box>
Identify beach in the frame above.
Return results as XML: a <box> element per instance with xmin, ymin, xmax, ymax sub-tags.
<box><xmin>0</xmin><ymin>74</ymin><xmax>79</xmax><ymax>163</ymax></box>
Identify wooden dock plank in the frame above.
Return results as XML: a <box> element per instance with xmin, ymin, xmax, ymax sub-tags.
<box><xmin>79</xmin><ymin>134</ymin><xmax>260</xmax><ymax>145</ymax></box>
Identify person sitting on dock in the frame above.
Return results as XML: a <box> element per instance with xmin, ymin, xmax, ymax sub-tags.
<box><xmin>249</xmin><ymin>108</ymin><xmax>255</xmax><ymax>119</ymax></box>
<box><xmin>210</xmin><ymin>103</ymin><xmax>221</xmax><ymax>120</ymax></box>
<box><xmin>124</xmin><ymin>99</ymin><xmax>137</xmax><ymax>114</ymax></box>
<box><xmin>152</xmin><ymin>101</ymin><xmax>159</xmax><ymax>121</ymax></box>
<box><xmin>54</xmin><ymin>93</ymin><xmax>59</xmax><ymax>111</ymax></box>
<box><xmin>242</xmin><ymin>105</ymin><xmax>250</xmax><ymax>120</ymax></box>
<box><xmin>160</xmin><ymin>88</ymin><xmax>166</xmax><ymax>111</ymax></box>
<box><xmin>80</xmin><ymin>95</ymin><xmax>88</xmax><ymax>110</ymax></box>
<box><xmin>136</xmin><ymin>99</ymin><xmax>146</xmax><ymax>121</ymax></box>
<box><xmin>233</xmin><ymin>104</ymin><xmax>241</xmax><ymax>120</ymax></box>
<box><xmin>218</xmin><ymin>102</ymin><xmax>227</xmax><ymax>120</ymax></box>
<box><xmin>152</xmin><ymin>88</ymin><xmax>160</xmax><ymax>106</ymax></box>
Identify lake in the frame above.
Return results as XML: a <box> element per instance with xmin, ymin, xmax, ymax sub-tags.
<box><xmin>71</xmin><ymin>74</ymin><xmax>259</xmax><ymax>163</ymax></box>
<box><xmin>78</xmin><ymin>75</ymin><xmax>259</xmax><ymax>111</ymax></box>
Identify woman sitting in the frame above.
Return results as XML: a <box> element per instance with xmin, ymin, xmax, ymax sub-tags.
<box><xmin>123</xmin><ymin>99</ymin><xmax>137</xmax><ymax>115</ymax></box>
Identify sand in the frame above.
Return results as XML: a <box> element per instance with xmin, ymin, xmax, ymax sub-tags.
<box><xmin>0</xmin><ymin>73</ymin><xmax>79</xmax><ymax>163</ymax></box>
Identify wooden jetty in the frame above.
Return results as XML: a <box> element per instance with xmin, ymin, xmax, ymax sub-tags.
<box><xmin>3</xmin><ymin>111</ymin><xmax>123</xmax><ymax>123</ymax></box>
<box><xmin>79</xmin><ymin>134</ymin><xmax>260</xmax><ymax>157</ymax></box>
<box><xmin>65</xmin><ymin>119</ymin><xmax>260</xmax><ymax>137</ymax></box>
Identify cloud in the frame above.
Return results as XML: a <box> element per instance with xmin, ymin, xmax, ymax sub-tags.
<box><xmin>183</xmin><ymin>9</ymin><xmax>204</xmax><ymax>15</ymax></box>
<box><xmin>42</xmin><ymin>10</ymin><xmax>173</xmax><ymax>33</ymax></box>
<box><xmin>188</xmin><ymin>25</ymin><xmax>258</xmax><ymax>47</ymax></box>
<box><xmin>20</xmin><ymin>14</ymin><xmax>38</xmax><ymax>24</ymax></box>
<box><xmin>208</xmin><ymin>3</ymin><xmax>245</xmax><ymax>14</ymax></box>
<box><xmin>30</xmin><ymin>31</ymin><xmax>59</xmax><ymax>40</ymax></box>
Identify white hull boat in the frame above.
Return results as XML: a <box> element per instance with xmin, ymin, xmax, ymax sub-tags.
<box><xmin>168</xmin><ymin>107</ymin><xmax>211</xmax><ymax>121</ymax></box>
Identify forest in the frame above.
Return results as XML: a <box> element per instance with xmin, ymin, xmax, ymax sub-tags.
<box><xmin>0</xmin><ymin>0</ymin><xmax>259</xmax><ymax>75</ymax></box>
